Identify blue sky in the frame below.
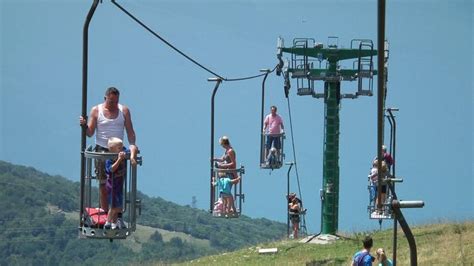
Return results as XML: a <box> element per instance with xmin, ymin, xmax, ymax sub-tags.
<box><xmin>1</xmin><ymin>0</ymin><xmax>472</xmax><ymax>233</ymax></box>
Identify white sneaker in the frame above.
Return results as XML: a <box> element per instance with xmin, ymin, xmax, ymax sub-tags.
<box><xmin>104</xmin><ymin>222</ymin><xmax>112</xmax><ymax>230</ymax></box>
<box><xmin>111</xmin><ymin>223</ymin><xmax>117</xmax><ymax>230</ymax></box>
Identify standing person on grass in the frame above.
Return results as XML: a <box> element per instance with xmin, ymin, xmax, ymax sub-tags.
<box><xmin>376</xmin><ymin>248</ymin><xmax>393</xmax><ymax>266</ymax></box>
<box><xmin>351</xmin><ymin>235</ymin><xmax>375</xmax><ymax>266</ymax></box>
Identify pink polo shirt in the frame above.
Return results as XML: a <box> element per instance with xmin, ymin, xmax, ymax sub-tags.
<box><xmin>264</xmin><ymin>114</ymin><xmax>284</xmax><ymax>134</ymax></box>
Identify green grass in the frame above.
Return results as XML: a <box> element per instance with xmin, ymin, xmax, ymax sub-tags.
<box><xmin>122</xmin><ymin>224</ymin><xmax>211</xmax><ymax>253</ymax></box>
<box><xmin>54</xmin><ymin>203</ymin><xmax>474</xmax><ymax>265</ymax></box>
<box><xmin>178</xmin><ymin>221</ymin><xmax>474</xmax><ymax>265</ymax></box>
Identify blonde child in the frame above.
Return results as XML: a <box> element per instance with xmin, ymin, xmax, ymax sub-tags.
<box><xmin>369</xmin><ymin>159</ymin><xmax>389</xmax><ymax>214</ymax></box>
<box><xmin>213</xmin><ymin>171</ymin><xmax>241</xmax><ymax>214</ymax></box>
<box><xmin>376</xmin><ymin>248</ymin><xmax>393</xmax><ymax>266</ymax></box>
<box><xmin>104</xmin><ymin>137</ymin><xmax>133</xmax><ymax>229</ymax></box>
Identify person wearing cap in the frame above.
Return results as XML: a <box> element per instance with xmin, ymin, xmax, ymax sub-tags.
<box><xmin>288</xmin><ymin>196</ymin><xmax>301</xmax><ymax>239</ymax></box>
<box><xmin>287</xmin><ymin>192</ymin><xmax>302</xmax><ymax>205</ymax></box>
<box><xmin>286</xmin><ymin>193</ymin><xmax>304</xmax><ymax>239</ymax></box>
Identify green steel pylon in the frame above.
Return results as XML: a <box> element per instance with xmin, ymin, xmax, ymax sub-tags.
<box><xmin>278</xmin><ymin>37</ymin><xmax>378</xmax><ymax>235</ymax></box>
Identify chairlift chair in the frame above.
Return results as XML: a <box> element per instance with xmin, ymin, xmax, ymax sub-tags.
<box><xmin>80</xmin><ymin>145</ymin><xmax>142</xmax><ymax>240</ymax></box>
<box><xmin>211</xmin><ymin>166</ymin><xmax>245</xmax><ymax>218</ymax></box>
<box><xmin>260</xmin><ymin>132</ymin><xmax>285</xmax><ymax>170</ymax></box>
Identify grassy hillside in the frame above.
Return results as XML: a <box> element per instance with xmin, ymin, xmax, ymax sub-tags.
<box><xmin>0</xmin><ymin>160</ymin><xmax>286</xmax><ymax>264</ymax></box>
<box><xmin>2</xmin><ymin>160</ymin><xmax>471</xmax><ymax>265</ymax></box>
<box><xmin>180</xmin><ymin>221</ymin><xmax>474</xmax><ymax>265</ymax></box>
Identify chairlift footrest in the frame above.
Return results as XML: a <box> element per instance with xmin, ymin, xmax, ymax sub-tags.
<box><xmin>80</xmin><ymin>226</ymin><xmax>131</xmax><ymax>239</ymax></box>
<box><xmin>212</xmin><ymin>211</ymin><xmax>240</xmax><ymax>218</ymax></box>
<box><xmin>369</xmin><ymin>212</ymin><xmax>393</xmax><ymax>220</ymax></box>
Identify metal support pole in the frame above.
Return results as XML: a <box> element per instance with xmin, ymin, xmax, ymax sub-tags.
<box><xmin>393</xmin><ymin>200</ymin><xmax>425</xmax><ymax>209</ymax></box>
<box><xmin>130</xmin><ymin>163</ymin><xmax>137</xmax><ymax>231</ymax></box>
<box><xmin>376</xmin><ymin>0</ymin><xmax>386</xmax><ymax>212</ymax></box>
<box><xmin>386</xmin><ymin>115</ymin><xmax>393</xmax><ymax>167</ymax></box>
<box><xmin>80</xmin><ymin>0</ymin><xmax>99</xmax><ymax>229</ymax></box>
<box><xmin>286</xmin><ymin>162</ymin><xmax>294</xmax><ymax>237</ymax></box>
<box><xmin>391</xmin><ymin>206</ymin><xmax>416</xmax><ymax>266</ymax></box>
<box><xmin>209</xmin><ymin>78</ymin><xmax>222</xmax><ymax>212</ymax></box>
<box><xmin>321</xmin><ymin>60</ymin><xmax>340</xmax><ymax>235</ymax></box>
<box><xmin>392</xmin><ymin>199</ymin><xmax>424</xmax><ymax>266</ymax></box>
<box><xmin>387</xmin><ymin>109</ymin><xmax>398</xmax><ymax>177</ymax></box>
<box><xmin>260</xmin><ymin>69</ymin><xmax>271</xmax><ymax>164</ymax></box>
<box><xmin>386</xmin><ymin>108</ymin><xmax>398</xmax><ymax>264</ymax></box>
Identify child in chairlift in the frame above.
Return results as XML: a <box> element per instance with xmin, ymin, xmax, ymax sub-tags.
<box><xmin>368</xmin><ymin>159</ymin><xmax>378</xmax><ymax>204</ymax></box>
<box><xmin>266</xmin><ymin>147</ymin><xmax>279</xmax><ymax>167</ymax></box>
<box><xmin>368</xmin><ymin>159</ymin><xmax>389</xmax><ymax>214</ymax></box>
<box><xmin>213</xmin><ymin>198</ymin><xmax>224</xmax><ymax>214</ymax></box>
<box><xmin>212</xmin><ymin>171</ymin><xmax>241</xmax><ymax>215</ymax></box>
<box><xmin>104</xmin><ymin>137</ymin><xmax>128</xmax><ymax>230</ymax></box>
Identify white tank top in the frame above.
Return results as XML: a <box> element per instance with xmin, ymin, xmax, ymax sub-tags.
<box><xmin>96</xmin><ymin>103</ymin><xmax>125</xmax><ymax>148</ymax></box>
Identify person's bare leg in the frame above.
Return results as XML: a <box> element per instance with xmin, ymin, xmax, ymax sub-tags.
<box><xmin>294</xmin><ymin>223</ymin><xmax>299</xmax><ymax>239</ymax></box>
<box><xmin>229</xmin><ymin>196</ymin><xmax>235</xmax><ymax>213</ymax></box>
<box><xmin>100</xmin><ymin>184</ymin><xmax>108</xmax><ymax>212</ymax></box>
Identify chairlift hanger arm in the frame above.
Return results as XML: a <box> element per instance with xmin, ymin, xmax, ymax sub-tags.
<box><xmin>80</xmin><ymin>0</ymin><xmax>100</xmax><ymax>230</ymax></box>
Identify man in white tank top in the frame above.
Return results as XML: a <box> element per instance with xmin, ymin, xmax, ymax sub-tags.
<box><xmin>80</xmin><ymin>87</ymin><xmax>138</xmax><ymax>214</ymax></box>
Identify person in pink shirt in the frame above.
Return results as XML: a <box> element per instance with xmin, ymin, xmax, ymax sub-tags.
<box><xmin>263</xmin><ymin>105</ymin><xmax>284</xmax><ymax>161</ymax></box>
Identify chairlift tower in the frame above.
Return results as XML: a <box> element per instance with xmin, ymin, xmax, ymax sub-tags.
<box><xmin>277</xmin><ymin>37</ymin><xmax>383</xmax><ymax>235</ymax></box>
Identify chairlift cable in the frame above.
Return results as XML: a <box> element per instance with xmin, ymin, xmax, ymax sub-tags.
<box><xmin>285</xmin><ymin>96</ymin><xmax>303</xmax><ymax>202</ymax></box>
<box><xmin>286</xmin><ymin>95</ymin><xmax>308</xmax><ymax>235</ymax></box>
<box><xmin>112</xmin><ymin>1</ymin><xmax>270</xmax><ymax>82</ymax></box>
<box><xmin>285</xmin><ymin>96</ymin><xmax>304</xmax><ymax>204</ymax></box>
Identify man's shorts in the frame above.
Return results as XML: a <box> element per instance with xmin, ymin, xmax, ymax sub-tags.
<box><xmin>94</xmin><ymin>145</ymin><xmax>109</xmax><ymax>184</ymax></box>
<box><xmin>290</xmin><ymin>214</ymin><xmax>300</xmax><ymax>224</ymax></box>
<box><xmin>266</xmin><ymin>135</ymin><xmax>281</xmax><ymax>150</ymax></box>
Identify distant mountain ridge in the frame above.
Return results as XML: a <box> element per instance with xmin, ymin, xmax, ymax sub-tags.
<box><xmin>0</xmin><ymin>160</ymin><xmax>286</xmax><ymax>264</ymax></box>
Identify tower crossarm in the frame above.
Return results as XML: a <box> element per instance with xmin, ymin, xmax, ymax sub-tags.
<box><xmin>288</xmin><ymin>68</ymin><xmax>378</xmax><ymax>81</ymax></box>
<box><xmin>281</xmin><ymin>47</ymin><xmax>377</xmax><ymax>61</ymax></box>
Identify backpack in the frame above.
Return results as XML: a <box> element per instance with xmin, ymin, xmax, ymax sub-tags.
<box><xmin>355</xmin><ymin>251</ymin><xmax>371</xmax><ymax>266</ymax></box>
<box><xmin>84</xmin><ymin>207</ymin><xmax>107</xmax><ymax>228</ymax></box>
